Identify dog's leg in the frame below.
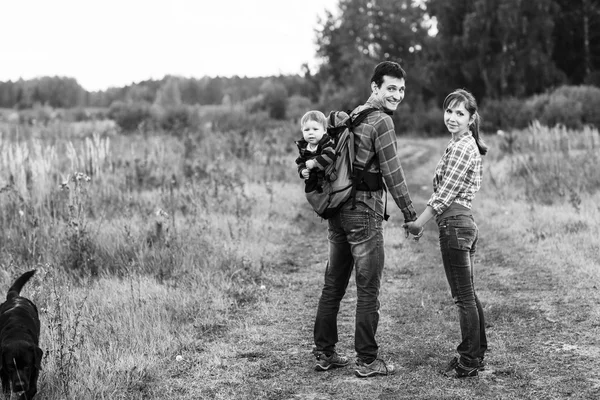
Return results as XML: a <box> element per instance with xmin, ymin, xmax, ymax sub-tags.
<box><xmin>0</xmin><ymin>372</ymin><xmax>10</xmax><ymax>400</ymax></box>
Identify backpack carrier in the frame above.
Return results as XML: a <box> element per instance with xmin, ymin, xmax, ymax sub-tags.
<box><xmin>305</xmin><ymin>107</ymin><xmax>387</xmax><ymax>219</ymax></box>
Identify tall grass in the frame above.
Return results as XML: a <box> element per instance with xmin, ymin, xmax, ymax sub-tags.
<box><xmin>1</xmin><ymin>105</ymin><xmax>304</xmax><ymax>398</ymax></box>
<box><xmin>488</xmin><ymin>120</ymin><xmax>600</xmax><ymax>206</ymax></box>
<box><xmin>2</xmin><ymin>106</ymin><xmax>597</xmax><ymax>398</ymax></box>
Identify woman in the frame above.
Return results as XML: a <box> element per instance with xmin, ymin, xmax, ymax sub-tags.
<box><xmin>404</xmin><ymin>88</ymin><xmax>488</xmax><ymax>378</ymax></box>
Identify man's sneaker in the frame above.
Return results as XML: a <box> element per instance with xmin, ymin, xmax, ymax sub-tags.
<box><xmin>354</xmin><ymin>358</ymin><xmax>396</xmax><ymax>378</ymax></box>
<box><xmin>442</xmin><ymin>356</ymin><xmax>478</xmax><ymax>378</ymax></box>
<box><xmin>314</xmin><ymin>351</ymin><xmax>349</xmax><ymax>371</ymax></box>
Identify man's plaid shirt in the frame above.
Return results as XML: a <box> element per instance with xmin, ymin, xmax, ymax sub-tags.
<box><xmin>427</xmin><ymin>133</ymin><xmax>482</xmax><ymax>215</ymax></box>
<box><xmin>350</xmin><ymin>95</ymin><xmax>416</xmax><ymax>222</ymax></box>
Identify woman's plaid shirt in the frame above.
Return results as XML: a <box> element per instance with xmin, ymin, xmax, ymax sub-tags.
<box><xmin>351</xmin><ymin>98</ymin><xmax>417</xmax><ymax>222</ymax></box>
<box><xmin>427</xmin><ymin>133</ymin><xmax>482</xmax><ymax>215</ymax></box>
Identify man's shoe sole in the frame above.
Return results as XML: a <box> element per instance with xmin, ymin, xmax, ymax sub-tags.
<box><xmin>315</xmin><ymin>362</ymin><xmax>349</xmax><ymax>371</ymax></box>
<box><xmin>354</xmin><ymin>369</ymin><xmax>395</xmax><ymax>378</ymax></box>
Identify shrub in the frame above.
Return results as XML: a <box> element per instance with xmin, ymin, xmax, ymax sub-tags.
<box><xmin>481</xmin><ymin>97</ymin><xmax>532</xmax><ymax>132</ymax></box>
<box><xmin>260</xmin><ymin>80</ymin><xmax>288</xmax><ymax>120</ymax></box>
<box><xmin>540</xmin><ymin>93</ymin><xmax>583</xmax><ymax>129</ymax></box>
<box><xmin>552</xmin><ymin>85</ymin><xmax>600</xmax><ymax>128</ymax></box>
<box><xmin>108</xmin><ymin>101</ymin><xmax>152</xmax><ymax>132</ymax></box>
<box><xmin>158</xmin><ymin>105</ymin><xmax>192</xmax><ymax>133</ymax></box>
<box><xmin>286</xmin><ymin>95</ymin><xmax>313</xmax><ymax>122</ymax></box>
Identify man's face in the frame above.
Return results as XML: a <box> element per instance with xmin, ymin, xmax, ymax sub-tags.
<box><xmin>371</xmin><ymin>75</ymin><xmax>405</xmax><ymax>111</ymax></box>
<box><xmin>302</xmin><ymin>120</ymin><xmax>326</xmax><ymax>145</ymax></box>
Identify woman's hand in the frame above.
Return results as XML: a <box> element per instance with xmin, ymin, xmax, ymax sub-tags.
<box><xmin>402</xmin><ymin>221</ymin><xmax>424</xmax><ymax>241</ymax></box>
<box><xmin>305</xmin><ymin>160</ymin><xmax>315</xmax><ymax>170</ymax></box>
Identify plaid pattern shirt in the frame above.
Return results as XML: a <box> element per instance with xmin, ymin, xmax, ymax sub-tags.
<box><xmin>427</xmin><ymin>133</ymin><xmax>482</xmax><ymax>215</ymax></box>
<box><xmin>350</xmin><ymin>95</ymin><xmax>417</xmax><ymax>222</ymax></box>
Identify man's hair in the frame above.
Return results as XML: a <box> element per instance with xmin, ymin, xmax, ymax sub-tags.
<box><xmin>300</xmin><ymin>110</ymin><xmax>327</xmax><ymax>129</ymax></box>
<box><xmin>370</xmin><ymin>61</ymin><xmax>406</xmax><ymax>88</ymax></box>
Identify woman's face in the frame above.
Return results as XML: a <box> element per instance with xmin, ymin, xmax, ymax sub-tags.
<box><xmin>444</xmin><ymin>100</ymin><xmax>473</xmax><ymax>136</ymax></box>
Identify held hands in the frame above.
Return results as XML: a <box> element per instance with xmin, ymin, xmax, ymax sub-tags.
<box><xmin>301</xmin><ymin>169</ymin><xmax>310</xmax><ymax>179</ymax></box>
<box><xmin>402</xmin><ymin>221</ymin><xmax>424</xmax><ymax>242</ymax></box>
<box><xmin>305</xmin><ymin>160</ymin><xmax>316</xmax><ymax>170</ymax></box>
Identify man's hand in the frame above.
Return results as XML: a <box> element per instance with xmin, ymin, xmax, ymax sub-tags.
<box><xmin>301</xmin><ymin>169</ymin><xmax>310</xmax><ymax>179</ymax></box>
<box><xmin>402</xmin><ymin>221</ymin><xmax>424</xmax><ymax>241</ymax></box>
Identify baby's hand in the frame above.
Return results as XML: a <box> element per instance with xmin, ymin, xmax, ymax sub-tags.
<box><xmin>301</xmin><ymin>169</ymin><xmax>310</xmax><ymax>179</ymax></box>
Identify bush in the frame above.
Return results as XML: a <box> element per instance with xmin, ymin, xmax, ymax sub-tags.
<box><xmin>552</xmin><ymin>85</ymin><xmax>600</xmax><ymax>128</ymax></box>
<box><xmin>260</xmin><ymin>80</ymin><xmax>288</xmax><ymax>120</ymax></box>
<box><xmin>481</xmin><ymin>97</ymin><xmax>532</xmax><ymax>132</ymax></box>
<box><xmin>286</xmin><ymin>95</ymin><xmax>313</xmax><ymax>122</ymax></box>
<box><xmin>108</xmin><ymin>101</ymin><xmax>152</xmax><ymax>132</ymax></box>
<box><xmin>158</xmin><ymin>105</ymin><xmax>192</xmax><ymax>133</ymax></box>
<box><xmin>540</xmin><ymin>93</ymin><xmax>583</xmax><ymax>129</ymax></box>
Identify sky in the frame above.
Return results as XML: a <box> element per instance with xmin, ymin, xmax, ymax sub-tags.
<box><xmin>1</xmin><ymin>0</ymin><xmax>339</xmax><ymax>92</ymax></box>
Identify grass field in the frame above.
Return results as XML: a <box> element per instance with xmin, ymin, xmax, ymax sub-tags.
<box><xmin>0</xmin><ymin>117</ymin><xmax>599</xmax><ymax>399</ymax></box>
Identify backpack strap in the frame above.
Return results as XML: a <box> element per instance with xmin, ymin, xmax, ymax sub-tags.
<box><xmin>346</xmin><ymin>108</ymin><xmax>390</xmax><ymax>220</ymax></box>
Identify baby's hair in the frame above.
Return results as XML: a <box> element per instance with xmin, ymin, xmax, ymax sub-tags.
<box><xmin>301</xmin><ymin>110</ymin><xmax>327</xmax><ymax>130</ymax></box>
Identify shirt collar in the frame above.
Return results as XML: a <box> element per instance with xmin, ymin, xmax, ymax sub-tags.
<box><xmin>365</xmin><ymin>94</ymin><xmax>394</xmax><ymax>115</ymax></box>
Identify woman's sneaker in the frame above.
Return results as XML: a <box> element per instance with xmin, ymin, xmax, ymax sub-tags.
<box><xmin>314</xmin><ymin>351</ymin><xmax>349</xmax><ymax>371</ymax></box>
<box><xmin>442</xmin><ymin>356</ymin><xmax>478</xmax><ymax>378</ymax></box>
<box><xmin>354</xmin><ymin>358</ymin><xmax>396</xmax><ymax>378</ymax></box>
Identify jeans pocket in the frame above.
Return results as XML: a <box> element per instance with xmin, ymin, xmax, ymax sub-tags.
<box><xmin>449</xmin><ymin>227</ymin><xmax>477</xmax><ymax>251</ymax></box>
<box><xmin>341</xmin><ymin>204</ymin><xmax>379</xmax><ymax>243</ymax></box>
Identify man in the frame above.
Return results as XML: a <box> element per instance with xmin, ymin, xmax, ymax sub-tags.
<box><xmin>312</xmin><ymin>61</ymin><xmax>417</xmax><ymax>378</ymax></box>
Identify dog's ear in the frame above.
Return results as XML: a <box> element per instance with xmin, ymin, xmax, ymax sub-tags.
<box><xmin>34</xmin><ymin>347</ymin><xmax>43</xmax><ymax>370</ymax></box>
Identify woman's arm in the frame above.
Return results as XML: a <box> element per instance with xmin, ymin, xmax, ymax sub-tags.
<box><xmin>404</xmin><ymin>205</ymin><xmax>436</xmax><ymax>236</ymax></box>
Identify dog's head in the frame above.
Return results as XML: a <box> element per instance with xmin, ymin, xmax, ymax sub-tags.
<box><xmin>0</xmin><ymin>342</ymin><xmax>43</xmax><ymax>392</ymax></box>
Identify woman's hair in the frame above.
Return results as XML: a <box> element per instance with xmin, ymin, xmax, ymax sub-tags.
<box><xmin>300</xmin><ymin>110</ymin><xmax>327</xmax><ymax>129</ymax></box>
<box><xmin>443</xmin><ymin>89</ymin><xmax>489</xmax><ymax>156</ymax></box>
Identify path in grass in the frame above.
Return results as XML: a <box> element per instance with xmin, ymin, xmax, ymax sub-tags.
<box><xmin>195</xmin><ymin>137</ymin><xmax>600</xmax><ymax>399</ymax></box>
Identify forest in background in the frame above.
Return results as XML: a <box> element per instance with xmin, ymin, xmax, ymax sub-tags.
<box><xmin>1</xmin><ymin>0</ymin><xmax>600</xmax><ymax>134</ymax></box>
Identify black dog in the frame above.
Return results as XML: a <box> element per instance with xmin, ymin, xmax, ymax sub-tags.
<box><xmin>0</xmin><ymin>270</ymin><xmax>42</xmax><ymax>400</ymax></box>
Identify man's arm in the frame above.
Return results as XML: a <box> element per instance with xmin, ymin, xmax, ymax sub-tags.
<box><xmin>373</xmin><ymin>116</ymin><xmax>417</xmax><ymax>222</ymax></box>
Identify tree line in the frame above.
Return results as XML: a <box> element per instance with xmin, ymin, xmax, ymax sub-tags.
<box><xmin>0</xmin><ymin>0</ymin><xmax>598</xmax><ymax>112</ymax></box>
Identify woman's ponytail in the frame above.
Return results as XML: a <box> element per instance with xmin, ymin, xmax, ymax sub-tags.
<box><xmin>470</xmin><ymin>111</ymin><xmax>488</xmax><ymax>156</ymax></box>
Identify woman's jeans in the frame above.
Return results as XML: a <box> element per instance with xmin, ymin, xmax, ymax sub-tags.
<box><xmin>313</xmin><ymin>202</ymin><xmax>384</xmax><ymax>363</ymax></box>
<box><xmin>438</xmin><ymin>215</ymin><xmax>487</xmax><ymax>367</ymax></box>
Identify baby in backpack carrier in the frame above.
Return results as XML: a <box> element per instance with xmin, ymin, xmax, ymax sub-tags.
<box><xmin>295</xmin><ymin>111</ymin><xmax>336</xmax><ymax>193</ymax></box>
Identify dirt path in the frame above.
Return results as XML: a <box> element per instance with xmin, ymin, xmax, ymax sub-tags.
<box><xmin>197</xmin><ymin>137</ymin><xmax>599</xmax><ymax>399</ymax></box>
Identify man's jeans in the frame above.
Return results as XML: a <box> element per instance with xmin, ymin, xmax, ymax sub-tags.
<box><xmin>314</xmin><ymin>202</ymin><xmax>384</xmax><ymax>363</ymax></box>
<box><xmin>438</xmin><ymin>215</ymin><xmax>487</xmax><ymax>367</ymax></box>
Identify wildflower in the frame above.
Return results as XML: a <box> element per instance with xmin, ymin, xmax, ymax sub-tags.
<box><xmin>155</xmin><ymin>208</ymin><xmax>169</xmax><ymax>219</ymax></box>
<box><xmin>74</xmin><ymin>172</ymin><xmax>91</xmax><ymax>182</ymax></box>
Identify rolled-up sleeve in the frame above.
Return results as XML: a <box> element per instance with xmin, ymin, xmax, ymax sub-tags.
<box><xmin>373</xmin><ymin>117</ymin><xmax>417</xmax><ymax>221</ymax></box>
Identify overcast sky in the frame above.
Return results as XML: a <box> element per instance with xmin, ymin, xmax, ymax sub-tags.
<box><xmin>1</xmin><ymin>0</ymin><xmax>338</xmax><ymax>91</ymax></box>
